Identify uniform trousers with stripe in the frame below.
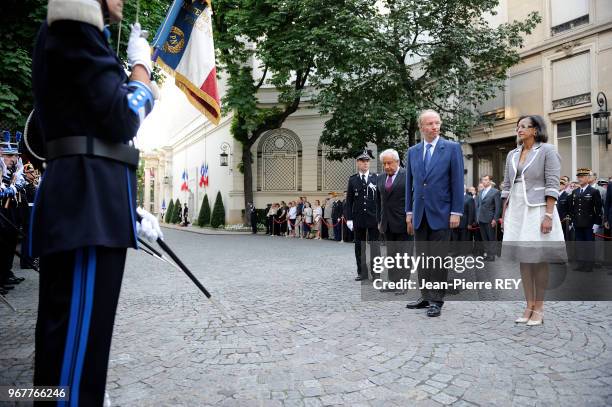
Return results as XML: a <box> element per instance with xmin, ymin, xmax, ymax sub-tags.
<box><xmin>34</xmin><ymin>246</ymin><xmax>127</xmax><ymax>407</ymax></box>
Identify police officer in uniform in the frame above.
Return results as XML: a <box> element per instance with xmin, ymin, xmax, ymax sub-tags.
<box><xmin>567</xmin><ymin>168</ymin><xmax>602</xmax><ymax>272</ymax></box>
<box><xmin>0</xmin><ymin>131</ymin><xmax>27</xmax><ymax>294</ymax></box>
<box><xmin>19</xmin><ymin>162</ymin><xmax>39</xmax><ymax>270</ymax></box>
<box><xmin>557</xmin><ymin>177</ymin><xmax>571</xmax><ymax>241</ymax></box>
<box><xmin>345</xmin><ymin>149</ymin><xmax>380</xmax><ymax>281</ymax></box>
<box><xmin>31</xmin><ymin>1</ymin><xmax>162</xmax><ymax>405</ymax></box>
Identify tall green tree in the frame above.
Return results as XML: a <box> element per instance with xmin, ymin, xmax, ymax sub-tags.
<box><xmin>213</xmin><ymin>0</ymin><xmax>363</xmax><ymax>219</ymax></box>
<box><xmin>0</xmin><ymin>0</ymin><xmax>46</xmax><ymax>130</ymax></box>
<box><xmin>315</xmin><ymin>0</ymin><xmax>541</xmax><ymax>157</ymax></box>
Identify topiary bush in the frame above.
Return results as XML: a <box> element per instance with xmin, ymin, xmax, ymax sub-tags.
<box><xmin>210</xmin><ymin>191</ymin><xmax>225</xmax><ymax>228</ymax></box>
<box><xmin>197</xmin><ymin>194</ymin><xmax>211</xmax><ymax>226</ymax></box>
<box><xmin>172</xmin><ymin>198</ymin><xmax>182</xmax><ymax>224</ymax></box>
<box><xmin>164</xmin><ymin>199</ymin><xmax>174</xmax><ymax>223</ymax></box>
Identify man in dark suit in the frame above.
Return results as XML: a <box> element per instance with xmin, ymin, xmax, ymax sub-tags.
<box><xmin>345</xmin><ymin>149</ymin><xmax>380</xmax><ymax>281</ymax></box>
<box><xmin>376</xmin><ymin>149</ymin><xmax>411</xmax><ymax>291</ymax></box>
<box><xmin>247</xmin><ymin>202</ymin><xmax>257</xmax><ymax>234</ymax></box>
<box><xmin>451</xmin><ymin>185</ymin><xmax>475</xmax><ymax>254</ymax></box>
<box><xmin>182</xmin><ymin>203</ymin><xmax>189</xmax><ymax>226</ymax></box>
<box><xmin>476</xmin><ymin>175</ymin><xmax>501</xmax><ymax>261</ymax></box>
<box><xmin>405</xmin><ymin>110</ymin><xmax>464</xmax><ymax>317</ymax></box>
<box><xmin>567</xmin><ymin>168</ymin><xmax>602</xmax><ymax>272</ymax></box>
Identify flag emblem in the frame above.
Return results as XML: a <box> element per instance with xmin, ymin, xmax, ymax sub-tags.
<box><xmin>152</xmin><ymin>0</ymin><xmax>221</xmax><ymax>125</ymax></box>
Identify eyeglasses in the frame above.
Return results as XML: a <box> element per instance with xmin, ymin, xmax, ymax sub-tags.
<box><xmin>516</xmin><ymin>125</ymin><xmax>535</xmax><ymax>130</ymax></box>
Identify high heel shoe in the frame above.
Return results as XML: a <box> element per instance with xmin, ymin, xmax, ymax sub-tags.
<box><xmin>526</xmin><ymin>310</ymin><xmax>544</xmax><ymax>326</ymax></box>
<box><xmin>515</xmin><ymin>308</ymin><xmax>533</xmax><ymax>323</ymax></box>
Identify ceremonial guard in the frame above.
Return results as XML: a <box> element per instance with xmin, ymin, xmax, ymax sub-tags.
<box><xmin>0</xmin><ymin>131</ymin><xmax>27</xmax><ymax>295</ymax></box>
<box><xmin>557</xmin><ymin>177</ymin><xmax>571</xmax><ymax>241</ymax></box>
<box><xmin>20</xmin><ymin>162</ymin><xmax>39</xmax><ymax>270</ymax></box>
<box><xmin>344</xmin><ymin>149</ymin><xmax>380</xmax><ymax>281</ymax></box>
<box><xmin>30</xmin><ymin>0</ymin><xmax>162</xmax><ymax>405</ymax></box>
<box><xmin>567</xmin><ymin>168</ymin><xmax>602</xmax><ymax>272</ymax></box>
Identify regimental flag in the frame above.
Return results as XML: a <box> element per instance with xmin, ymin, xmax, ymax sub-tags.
<box><xmin>199</xmin><ymin>163</ymin><xmax>209</xmax><ymax>187</ymax></box>
<box><xmin>152</xmin><ymin>0</ymin><xmax>221</xmax><ymax>125</ymax></box>
<box><xmin>180</xmin><ymin>170</ymin><xmax>189</xmax><ymax>191</ymax></box>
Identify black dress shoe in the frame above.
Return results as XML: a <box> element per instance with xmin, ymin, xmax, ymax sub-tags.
<box><xmin>406</xmin><ymin>299</ymin><xmax>429</xmax><ymax>309</ymax></box>
<box><xmin>485</xmin><ymin>256</ymin><xmax>495</xmax><ymax>262</ymax></box>
<box><xmin>355</xmin><ymin>276</ymin><xmax>366</xmax><ymax>281</ymax></box>
<box><xmin>0</xmin><ymin>288</ymin><xmax>8</xmax><ymax>295</ymax></box>
<box><xmin>427</xmin><ymin>304</ymin><xmax>442</xmax><ymax>317</ymax></box>
<box><xmin>6</xmin><ymin>277</ymin><xmax>23</xmax><ymax>285</ymax></box>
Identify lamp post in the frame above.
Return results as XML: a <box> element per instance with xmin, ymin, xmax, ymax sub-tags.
<box><xmin>593</xmin><ymin>92</ymin><xmax>610</xmax><ymax>150</ymax></box>
<box><xmin>220</xmin><ymin>142</ymin><xmax>231</xmax><ymax>169</ymax></box>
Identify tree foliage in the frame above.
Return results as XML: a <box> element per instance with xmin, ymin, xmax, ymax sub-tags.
<box><xmin>0</xmin><ymin>0</ymin><xmax>46</xmax><ymax>131</ymax></box>
<box><xmin>315</xmin><ymin>0</ymin><xmax>541</xmax><ymax>157</ymax></box>
<box><xmin>197</xmin><ymin>194</ymin><xmax>211</xmax><ymax>226</ymax></box>
<box><xmin>213</xmin><ymin>0</ymin><xmax>363</xmax><ymax>216</ymax></box>
<box><xmin>210</xmin><ymin>191</ymin><xmax>225</xmax><ymax>228</ymax></box>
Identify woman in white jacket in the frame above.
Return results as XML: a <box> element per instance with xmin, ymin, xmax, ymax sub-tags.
<box><xmin>501</xmin><ymin>115</ymin><xmax>565</xmax><ymax>326</ymax></box>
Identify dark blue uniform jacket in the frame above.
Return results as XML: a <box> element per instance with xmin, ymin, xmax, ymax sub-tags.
<box><xmin>30</xmin><ymin>20</ymin><xmax>140</xmax><ymax>256</ymax></box>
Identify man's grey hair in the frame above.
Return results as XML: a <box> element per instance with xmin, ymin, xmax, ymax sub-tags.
<box><xmin>379</xmin><ymin>148</ymin><xmax>400</xmax><ymax>162</ymax></box>
<box><xmin>418</xmin><ymin>109</ymin><xmax>441</xmax><ymax>126</ymax></box>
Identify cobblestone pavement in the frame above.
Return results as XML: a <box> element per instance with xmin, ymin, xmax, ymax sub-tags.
<box><xmin>2</xmin><ymin>228</ymin><xmax>612</xmax><ymax>406</ymax></box>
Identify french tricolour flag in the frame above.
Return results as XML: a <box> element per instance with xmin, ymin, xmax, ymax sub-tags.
<box><xmin>152</xmin><ymin>0</ymin><xmax>221</xmax><ymax>125</ymax></box>
<box><xmin>180</xmin><ymin>170</ymin><xmax>189</xmax><ymax>191</ymax></box>
<box><xmin>199</xmin><ymin>163</ymin><xmax>209</xmax><ymax>187</ymax></box>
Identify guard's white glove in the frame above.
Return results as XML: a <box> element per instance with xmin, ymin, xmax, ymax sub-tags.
<box><xmin>136</xmin><ymin>207</ymin><xmax>163</xmax><ymax>242</ymax></box>
<box><xmin>347</xmin><ymin>220</ymin><xmax>353</xmax><ymax>231</ymax></box>
<box><xmin>8</xmin><ymin>185</ymin><xmax>17</xmax><ymax>196</ymax></box>
<box><xmin>127</xmin><ymin>23</ymin><xmax>152</xmax><ymax>76</ymax></box>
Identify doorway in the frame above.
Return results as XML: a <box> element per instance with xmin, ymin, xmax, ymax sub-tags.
<box><xmin>471</xmin><ymin>137</ymin><xmax>517</xmax><ymax>187</ymax></box>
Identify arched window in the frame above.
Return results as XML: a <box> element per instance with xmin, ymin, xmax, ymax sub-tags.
<box><xmin>317</xmin><ymin>143</ymin><xmax>357</xmax><ymax>192</ymax></box>
<box><xmin>257</xmin><ymin>129</ymin><xmax>302</xmax><ymax>191</ymax></box>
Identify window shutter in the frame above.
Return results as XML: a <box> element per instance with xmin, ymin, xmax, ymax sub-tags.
<box><xmin>551</xmin><ymin>0</ymin><xmax>588</xmax><ymax>27</ymax></box>
<box><xmin>552</xmin><ymin>53</ymin><xmax>590</xmax><ymax>101</ymax></box>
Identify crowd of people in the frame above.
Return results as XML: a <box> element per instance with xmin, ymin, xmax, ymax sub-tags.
<box><xmin>259</xmin><ymin>195</ymin><xmax>354</xmax><ymax>242</ymax></box>
<box><xmin>0</xmin><ymin>131</ymin><xmax>40</xmax><ymax>298</ymax></box>
<box><xmin>247</xmin><ymin>111</ymin><xmax>612</xmax><ymax>324</ymax></box>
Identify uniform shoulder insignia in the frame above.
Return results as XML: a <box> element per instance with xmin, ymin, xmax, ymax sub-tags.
<box><xmin>350</xmin><ymin>173</ymin><xmax>359</xmax><ymax>178</ymax></box>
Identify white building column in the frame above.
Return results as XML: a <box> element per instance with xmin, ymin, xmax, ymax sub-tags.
<box><xmin>143</xmin><ymin>166</ymin><xmax>152</xmax><ymax>212</ymax></box>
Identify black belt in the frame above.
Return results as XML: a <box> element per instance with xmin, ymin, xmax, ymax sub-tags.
<box><xmin>46</xmin><ymin>136</ymin><xmax>140</xmax><ymax>168</ymax></box>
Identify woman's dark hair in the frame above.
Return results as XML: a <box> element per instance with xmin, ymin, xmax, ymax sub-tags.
<box><xmin>516</xmin><ymin>115</ymin><xmax>548</xmax><ymax>143</ymax></box>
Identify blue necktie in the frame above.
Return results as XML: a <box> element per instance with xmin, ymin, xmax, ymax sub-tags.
<box><xmin>424</xmin><ymin>143</ymin><xmax>432</xmax><ymax>172</ymax></box>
